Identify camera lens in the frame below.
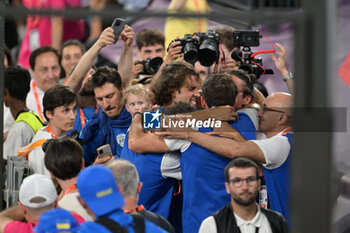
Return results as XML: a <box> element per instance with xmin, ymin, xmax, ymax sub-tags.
<box><xmin>183</xmin><ymin>42</ymin><xmax>198</xmax><ymax>65</ymax></box>
<box><xmin>198</xmin><ymin>38</ymin><xmax>219</xmax><ymax>67</ymax></box>
<box><xmin>148</xmin><ymin>57</ymin><xmax>163</xmax><ymax>74</ymax></box>
<box><xmin>231</xmin><ymin>49</ymin><xmax>243</xmax><ymax>62</ymax></box>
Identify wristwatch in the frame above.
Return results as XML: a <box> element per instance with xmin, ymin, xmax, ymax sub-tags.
<box><xmin>283</xmin><ymin>72</ymin><xmax>293</xmax><ymax>82</ymax></box>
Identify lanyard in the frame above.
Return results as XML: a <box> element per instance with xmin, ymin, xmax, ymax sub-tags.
<box><xmin>125</xmin><ymin>205</ymin><xmax>145</xmax><ymax>213</ymax></box>
<box><xmin>280</xmin><ymin>128</ymin><xmax>292</xmax><ymax>135</ymax></box>
<box><xmin>64</xmin><ymin>184</ymin><xmax>77</xmax><ymax>196</ymax></box>
<box><xmin>46</xmin><ymin>126</ymin><xmax>57</xmax><ymax>139</ymax></box>
<box><xmin>32</xmin><ymin>81</ymin><xmax>44</xmax><ymax>122</ymax></box>
<box><xmin>79</xmin><ymin>107</ymin><xmax>98</xmax><ymax>129</ymax></box>
<box><xmin>27</xmin><ymin>0</ymin><xmax>41</xmax><ymax>29</ymax></box>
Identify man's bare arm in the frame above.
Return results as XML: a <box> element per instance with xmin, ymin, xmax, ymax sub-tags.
<box><xmin>118</xmin><ymin>25</ymin><xmax>135</xmax><ymax>89</ymax></box>
<box><xmin>128</xmin><ymin>114</ymin><xmax>171</xmax><ymax>153</ymax></box>
<box><xmin>0</xmin><ymin>206</ymin><xmax>24</xmax><ymax>233</ymax></box>
<box><xmin>157</xmin><ymin>131</ymin><xmax>266</xmax><ymax>163</ymax></box>
<box><xmin>66</xmin><ymin>27</ymin><xmax>115</xmax><ymax>92</ymax></box>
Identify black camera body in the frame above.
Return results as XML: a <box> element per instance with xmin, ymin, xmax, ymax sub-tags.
<box><xmin>231</xmin><ymin>29</ymin><xmax>273</xmax><ymax>78</ymax></box>
<box><xmin>174</xmin><ymin>34</ymin><xmax>199</xmax><ymax>65</ymax></box>
<box><xmin>233</xmin><ymin>30</ymin><xmax>261</xmax><ymax>47</ymax></box>
<box><xmin>136</xmin><ymin>57</ymin><xmax>163</xmax><ymax>75</ymax></box>
<box><xmin>171</xmin><ymin>30</ymin><xmax>220</xmax><ymax>67</ymax></box>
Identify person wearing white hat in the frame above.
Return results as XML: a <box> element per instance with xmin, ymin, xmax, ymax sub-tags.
<box><xmin>0</xmin><ymin>174</ymin><xmax>84</xmax><ymax>233</ymax></box>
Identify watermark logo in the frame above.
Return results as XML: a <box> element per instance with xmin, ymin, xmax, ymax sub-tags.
<box><xmin>143</xmin><ymin>110</ymin><xmax>162</xmax><ymax>129</ymax></box>
<box><xmin>143</xmin><ymin>110</ymin><xmax>222</xmax><ymax>129</ymax></box>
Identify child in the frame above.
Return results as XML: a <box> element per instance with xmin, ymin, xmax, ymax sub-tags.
<box><xmin>123</xmin><ymin>84</ymin><xmax>152</xmax><ymax>116</ymax></box>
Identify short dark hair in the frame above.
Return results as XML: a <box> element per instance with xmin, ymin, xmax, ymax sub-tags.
<box><xmin>61</xmin><ymin>39</ymin><xmax>85</xmax><ymax>56</ymax></box>
<box><xmin>136</xmin><ymin>28</ymin><xmax>165</xmax><ymax>50</ymax></box>
<box><xmin>254</xmin><ymin>81</ymin><xmax>268</xmax><ymax>98</ymax></box>
<box><xmin>44</xmin><ymin>137</ymin><xmax>83</xmax><ymax>180</ymax></box>
<box><xmin>202</xmin><ymin>73</ymin><xmax>237</xmax><ymax>108</ymax></box>
<box><xmin>92</xmin><ymin>66</ymin><xmax>122</xmax><ymax>90</ymax></box>
<box><xmin>164</xmin><ymin>102</ymin><xmax>197</xmax><ymax>115</ymax></box>
<box><xmin>5</xmin><ymin>66</ymin><xmax>31</xmax><ymax>101</ymax></box>
<box><xmin>215</xmin><ymin>27</ymin><xmax>235</xmax><ymax>51</ymax></box>
<box><xmin>224</xmin><ymin>157</ymin><xmax>259</xmax><ymax>182</ymax></box>
<box><xmin>152</xmin><ymin>61</ymin><xmax>199</xmax><ymax>106</ymax></box>
<box><xmin>29</xmin><ymin>46</ymin><xmax>59</xmax><ymax>70</ymax></box>
<box><xmin>229</xmin><ymin>69</ymin><xmax>254</xmax><ymax>99</ymax></box>
<box><xmin>43</xmin><ymin>84</ymin><xmax>77</xmax><ymax>122</ymax></box>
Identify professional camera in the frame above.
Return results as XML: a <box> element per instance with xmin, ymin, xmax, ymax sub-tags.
<box><xmin>136</xmin><ymin>57</ymin><xmax>163</xmax><ymax>75</ymax></box>
<box><xmin>170</xmin><ymin>30</ymin><xmax>220</xmax><ymax>67</ymax></box>
<box><xmin>173</xmin><ymin>34</ymin><xmax>199</xmax><ymax>65</ymax></box>
<box><xmin>231</xmin><ymin>30</ymin><xmax>273</xmax><ymax>79</ymax></box>
<box><xmin>196</xmin><ymin>30</ymin><xmax>220</xmax><ymax>67</ymax></box>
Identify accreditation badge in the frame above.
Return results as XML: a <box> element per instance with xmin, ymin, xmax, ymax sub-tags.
<box><xmin>29</xmin><ymin>28</ymin><xmax>40</xmax><ymax>51</ymax></box>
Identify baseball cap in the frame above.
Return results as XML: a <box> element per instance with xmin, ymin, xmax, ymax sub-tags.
<box><xmin>34</xmin><ymin>208</ymin><xmax>79</xmax><ymax>233</ymax></box>
<box><xmin>19</xmin><ymin>174</ymin><xmax>57</xmax><ymax>208</ymax></box>
<box><xmin>77</xmin><ymin>165</ymin><xmax>124</xmax><ymax>216</ymax></box>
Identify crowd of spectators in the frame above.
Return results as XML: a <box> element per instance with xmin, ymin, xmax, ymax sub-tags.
<box><xmin>1</xmin><ymin>0</ymin><xmax>295</xmax><ymax>232</ymax></box>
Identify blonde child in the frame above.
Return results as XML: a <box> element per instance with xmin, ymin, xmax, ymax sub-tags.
<box><xmin>123</xmin><ymin>84</ymin><xmax>152</xmax><ymax>116</ymax></box>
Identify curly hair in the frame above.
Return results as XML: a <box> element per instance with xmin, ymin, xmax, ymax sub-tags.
<box><xmin>151</xmin><ymin>61</ymin><xmax>199</xmax><ymax>107</ymax></box>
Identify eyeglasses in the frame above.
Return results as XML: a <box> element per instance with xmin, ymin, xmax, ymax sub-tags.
<box><xmin>261</xmin><ymin>104</ymin><xmax>286</xmax><ymax>114</ymax></box>
<box><xmin>228</xmin><ymin>176</ymin><xmax>258</xmax><ymax>187</ymax></box>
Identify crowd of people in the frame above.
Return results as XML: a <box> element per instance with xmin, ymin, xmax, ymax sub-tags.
<box><xmin>1</xmin><ymin>1</ymin><xmax>295</xmax><ymax>232</ymax></box>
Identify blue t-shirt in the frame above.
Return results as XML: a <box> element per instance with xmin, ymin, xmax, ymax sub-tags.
<box><xmin>121</xmin><ymin>132</ymin><xmax>176</xmax><ymax>219</ymax></box>
<box><xmin>67</xmin><ymin>107</ymin><xmax>97</xmax><ymax>135</ymax></box>
<box><xmin>180</xmin><ymin>112</ymin><xmax>256</xmax><ymax>233</ymax></box>
<box><xmin>77</xmin><ymin>209</ymin><xmax>167</xmax><ymax>233</ymax></box>
<box><xmin>263</xmin><ymin>132</ymin><xmax>292</xmax><ymax>225</ymax></box>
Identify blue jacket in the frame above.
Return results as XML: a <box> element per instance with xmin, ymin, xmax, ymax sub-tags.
<box><xmin>80</xmin><ymin>107</ymin><xmax>131</xmax><ymax>166</ymax></box>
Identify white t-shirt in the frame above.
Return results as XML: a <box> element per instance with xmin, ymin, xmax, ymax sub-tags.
<box><xmin>3</xmin><ymin>105</ymin><xmax>14</xmax><ymax>133</ymax></box>
<box><xmin>3</xmin><ymin>121</ymin><xmax>35</xmax><ymax>159</ymax></box>
<box><xmin>198</xmin><ymin>205</ymin><xmax>272</xmax><ymax>233</ymax></box>
<box><xmin>251</xmin><ymin>133</ymin><xmax>291</xmax><ymax>170</ymax></box>
<box><xmin>27</xmin><ymin>80</ymin><xmax>45</xmax><ymax>118</ymax></box>
<box><xmin>59</xmin><ymin>192</ymin><xmax>93</xmax><ymax>221</ymax></box>
<box><xmin>28</xmin><ymin>127</ymin><xmax>52</xmax><ymax>176</ymax></box>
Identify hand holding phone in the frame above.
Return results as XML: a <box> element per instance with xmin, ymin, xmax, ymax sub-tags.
<box><xmin>111</xmin><ymin>18</ymin><xmax>126</xmax><ymax>43</ymax></box>
<box><xmin>97</xmin><ymin>144</ymin><xmax>113</xmax><ymax>158</ymax></box>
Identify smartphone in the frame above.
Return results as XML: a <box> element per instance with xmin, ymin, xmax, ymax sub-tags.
<box><xmin>97</xmin><ymin>144</ymin><xmax>112</xmax><ymax>158</ymax></box>
<box><xmin>111</xmin><ymin>18</ymin><xmax>126</xmax><ymax>43</ymax></box>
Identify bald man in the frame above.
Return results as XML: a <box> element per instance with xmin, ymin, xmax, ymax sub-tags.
<box><xmin>157</xmin><ymin>92</ymin><xmax>293</xmax><ymax>224</ymax></box>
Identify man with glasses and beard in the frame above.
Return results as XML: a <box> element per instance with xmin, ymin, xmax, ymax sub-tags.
<box><xmin>198</xmin><ymin>158</ymin><xmax>288</xmax><ymax>233</ymax></box>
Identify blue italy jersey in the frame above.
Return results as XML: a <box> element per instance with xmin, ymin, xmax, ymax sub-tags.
<box><xmin>263</xmin><ymin>132</ymin><xmax>292</xmax><ymax>225</ymax></box>
<box><xmin>180</xmin><ymin>112</ymin><xmax>256</xmax><ymax>233</ymax></box>
<box><xmin>121</xmin><ymin>132</ymin><xmax>176</xmax><ymax>219</ymax></box>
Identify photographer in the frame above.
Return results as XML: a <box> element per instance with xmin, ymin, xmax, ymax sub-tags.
<box><xmin>213</xmin><ymin>27</ymin><xmax>239</xmax><ymax>73</ymax></box>
<box><xmin>131</xmin><ymin>29</ymin><xmax>167</xmax><ymax>83</ymax></box>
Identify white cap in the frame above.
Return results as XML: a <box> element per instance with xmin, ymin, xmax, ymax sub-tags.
<box><xmin>19</xmin><ymin>174</ymin><xmax>57</xmax><ymax>208</ymax></box>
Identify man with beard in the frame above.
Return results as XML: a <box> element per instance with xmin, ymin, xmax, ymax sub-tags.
<box><xmin>198</xmin><ymin>158</ymin><xmax>288</xmax><ymax>233</ymax></box>
<box><xmin>151</xmin><ymin>60</ymin><xmax>201</xmax><ymax>109</ymax></box>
